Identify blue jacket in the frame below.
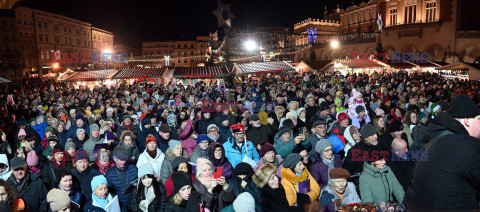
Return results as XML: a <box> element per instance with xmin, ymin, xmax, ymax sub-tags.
<box><xmin>71</xmin><ymin>166</ymin><xmax>101</xmax><ymax>202</ymax></box>
<box><xmin>223</xmin><ymin>137</ymin><xmax>260</xmax><ymax>168</ymax></box>
<box><xmin>67</xmin><ymin>122</ymin><xmax>90</xmax><ymax>140</ymax></box>
<box><xmin>31</xmin><ymin>121</ymin><xmax>48</xmax><ymax>140</ymax></box>
<box><xmin>105</xmin><ymin>164</ymin><xmax>138</xmax><ymax>212</ymax></box>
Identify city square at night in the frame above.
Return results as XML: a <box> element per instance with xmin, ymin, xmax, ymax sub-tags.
<box><xmin>0</xmin><ymin>0</ymin><xmax>480</xmax><ymax>211</ymax></box>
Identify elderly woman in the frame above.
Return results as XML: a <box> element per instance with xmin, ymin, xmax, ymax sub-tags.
<box><xmin>207</xmin><ymin>142</ymin><xmax>233</xmax><ymax>180</ymax></box>
<box><xmin>280</xmin><ymin>153</ymin><xmax>320</xmax><ymax>207</ymax></box>
<box><xmin>189</xmin><ymin>134</ymin><xmax>210</xmax><ymax>164</ymax></box>
<box><xmin>192</xmin><ymin>158</ymin><xmax>235</xmax><ymax>212</ymax></box>
<box><xmin>318</xmin><ymin>168</ymin><xmax>361</xmax><ymax>212</ymax></box>
<box><xmin>84</xmin><ymin>175</ymin><xmax>119</xmax><ymax>211</ymax></box>
<box><xmin>359</xmin><ymin>159</ymin><xmax>405</xmax><ymax>204</ymax></box>
<box><xmin>160</xmin><ymin>140</ymin><xmax>188</xmax><ymax>184</ymax></box>
<box><xmin>255</xmin><ymin>142</ymin><xmax>283</xmax><ymax>178</ymax></box>
<box><xmin>252</xmin><ymin>163</ymin><xmax>294</xmax><ymax>211</ymax></box>
<box><xmin>310</xmin><ymin>139</ymin><xmax>342</xmax><ymax>188</ymax></box>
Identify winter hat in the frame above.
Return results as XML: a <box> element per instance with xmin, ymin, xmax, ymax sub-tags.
<box><xmin>74</xmin><ymin>149</ymin><xmax>89</xmax><ymax>162</ymax></box>
<box><xmin>283</xmin><ymin>153</ymin><xmax>303</xmax><ymax>169</ymax></box>
<box><xmin>329</xmin><ymin>168</ymin><xmax>351</xmax><ymax>179</ymax></box>
<box><xmin>252</xmin><ymin>163</ymin><xmax>277</xmax><ymax>188</ymax></box>
<box><xmin>89</xmin><ymin>124</ymin><xmax>99</xmax><ymax>132</ymax></box>
<box><xmin>260</xmin><ymin>143</ymin><xmax>276</xmax><ymax>158</ymax></box>
<box><xmin>168</xmin><ymin>139</ymin><xmax>182</xmax><ymax>151</ymax></box>
<box><xmin>76</xmin><ymin>128</ymin><xmax>85</xmax><ymax>135</ymax></box>
<box><xmin>65</xmin><ymin>141</ymin><xmax>76</xmax><ymax>151</ymax></box>
<box><xmin>75</xmin><ymin>114</ymin><xmax>85</xmax><ymax>121</ymax></box>
<box><xmin>296</xmin><ymin>107</ymin><xmax>306</xmax><ymax>116</ymax></box>
<box><xmin>219</xmin><ymin>115</ymin><xmax>229</xmax><ymax>123</ymax></box>
<box><xmin>233</xmin><ymin>192</ymin><xmax>255</xmax><ymax>212</ymax></box>
<box><xmin>146</xmin><ymin>134</ymin><xmax>157</xmax><ymax>145</ymax></box>
<box><xmin>277</xmin><ymin>125</ymin><xmax>291</xmax><ymax>138</ymax></box>
<box><xmin>249</xmin><ymin>114</ymin><xmax>259</xmax><ymax>121</ymax></box>
<box><xmin>355</xmin><ymin>105</ymin><xmax>365</xmax><ymax>114</ymax></box>
<box><xmin>389</xmin><ymin>120</ymin><xmax>404</xmax><ymax>132</ymax></box>
<box><xmin>282</xmin><ymin>119</ymin><xmax>295</xmax><ymax>130</ymax></box>
<box><xmin>48</xmin><ymin>135</ymin><xmax>59</xmax><ymax>143</ymax></box>
<box><xmin>207</xmin><ymin>124</ymin><xmax>218</xmax><ymax>133</ymax></box>
<box><xmin>91</xmin><ymin>175</ymin><xmax>108</xmax><ymax>192</ymax></box>
<box><xmin>171</xmin><ymin>157</ymin><xmax>189</xmax><ymax>171</ymax></box>
<box><xmin>17</xmin><ymin>118</ymin><xmax>27</xmax><ymax>126</ymax></box>
<box><xmin>159</xmin><ymin>124</ymin><xmax>171</xmax><ymax>133</ymax></box>
<box><xmin>312</xmin><ymin>120</ymin><xmax>327</xmax><ymax>129</ymax></box>
<box><xmin>319</xmin><ymin>101</ymin><xmax>330</xmax><ymax>111</ymax></box>
<box><xmin>418</xmin><ymin>112</ymin><xmax>427</xmax><ymax>121</ymax></box>
<box><xmin>10</xmin><ymin>157</ymin><xmax>26</xmax><ymax>170</ymax></box>
<box><xmin>360</xmin><ymin>124</ymin><xmax>377</xmax><ymax>139</ymax></box>
<box><xmin>137</xmin><ymin>163</ymin><xmax>154</xmax><ymax>178</ymax></box>
<box><xmin>234</xmin><ymin>162</ymin><xmax>254</xmax><ymax>176</ymax></box>
<box><xmin>26</xmin><ymin>151</ymin><xmax>39</xmax><ymax>167</ymax></box>
<box><xmin>47</xmin><ymin>189</ymin><xmax>71</xmax><ymax>211</ymax></box>
<box><xmin>286</xmin><ymin>111</ymin><xmax>297</xmax><ymax>120</ymax></box>
<box><xmin>384</xmin><ymin>97</ymin><xmax>391</xmax><ymax>103</ymax></box>
<box><xmin>337</xmin><ymin>112</ymin><xmax>348</xmax><ymax>123</ymax></box>
<box><xmin>448</xmin><ymin>95</ymin><xmax>480</xmax><ymax>118</ymax></box>
<box><xmin>172</xmin><ymin>171</ymin><xmax>192</xmax><ymax>196</ymax></box>
<box><xmin>375</xmin><ymin>108</ymin><xmax>385</xmax><ymax>116</ymax></box>
<box><xmin>141</xmin><ymin>117</ymin><xmax>151</xmax><ymax>126</ymax></box>
<box><xmin>106</xmin><ymin>132</ymin><xmax>116</xmax><ymax>140</ymax></box>
<box><xmin>292</xmin><ymin>145</ymin><xmax>307</xmax><ymax>154</ymax></box>
<box><xmin>45</xmin><ymin>126</ymin><xmax>54</xmax><ymax>133</ymax></box>
<box><xmin>315</xmin><ymin>139</ymin><xmax>332</xmax><ymax>154</ymax></box>
<box><xmin>112</xmin><ymin>146</ymin><xmax>130</xmax><ymax>161</ymax></box>
<box><xmin>18</xmin><ymin>129</ymin><xmax>26</xmax><ymax>137</ymax></box>
<box><xmin>430</xmin><ymin>103</ymin><xmax>440</xmax><ymax>116</ymax></box>
<box><xmin>52</xmin><ymin>144</ymin><xmax>65</xmax><ymax>153</ymax></box>
<box><xmin>196</xmin><ymin>134</ymin><xmax>210</xmax><ymax>144</ymax></box>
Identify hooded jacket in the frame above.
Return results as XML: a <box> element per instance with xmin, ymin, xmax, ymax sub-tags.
<box><xmin>405</xmin><ymin>112</ymin><xmax>480</xmax><ymax>210</ymax></box>
<box><xmin>343</xmin><ymin>125</ymin><xmax>360</xmax><ymax>155</ymax></box>
<box><xmin>273</xmin><ymin>132</ymin><xmax>312</xmax><ymax>159</ymax></box>
<box><xmin>246</xmin><ymin>123</ymin><xmax>275</xmax><ymax>147</ymax></box>
<box><xmin>137</xmin><ymin>148</ymin><xmax>165</xmax><ymax>181</ymax></box>
<box><xmin>0</xmin><ymin>154</ymin><xmax>11</xmax><ymax>180</ymax></box>
<box><xmin>223</xmin><ymin>137</ymin><xmax>260</xmax><ymax>168</ymax></box>
<box><xmin>208</xmin><ymin>143</ymin><xmax>233</xmax><ymax>180</ymax></box>
<box><xmin>359</xmin><ymin>162</ymin><xmax>404</xmax><ymax>204</ymax></box>
<box><xmin>280</xmin><ymin>167</ymin><xmax>320</xmax><ymax>206</ymax></box>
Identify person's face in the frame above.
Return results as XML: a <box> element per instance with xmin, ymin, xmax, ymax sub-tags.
<box><xmin>299</xmin><ymin>111</ymin><xmax>306</xmax><ymax>119</ymax></box>
<box><xmin>294</xmin><ymin>161</ymin><xmax>305</xmax><ymax>174</ymax></box>
<box><xmin>394</xmin><ymin>142</ymin><xmax>408</xmax><ymax>157</ymax></box>
<box><xmin>179</xmin><ymin>112</ymin><xmax>186</xmax><ymax>119</ymax></box>
<box><xmin>321</xmin><ymin>145</ymin><xmax>334</xmax><ymax>159</ymax></box>
<box><xmin>410</xmin><ymin>113</ymin><xmax>418</xmax><ymax>124</ymax></box>
<box><xmin>198</xmin><ymin>141</ymin><xmax>209</xmax><ymax>150</ymax></box>
<box><xmin>59</xmin><ymin>175</ymin><xmax>73</xmax><ymax>191</ymax></box>
<box><xmin>76</xmin><ymin>119</ymin><xmax>83</xmax><ymax>127</ymax></box>
<box><xmin>78</xmin><ymin>131</ymin><xmax>86</xmax><ymax>140</ymax></box>
<box><xmin>173</xmin><ymin>144</ymin><xmax>183</xmax><ymax>157</ymax></box>
<box><xmin>314</xmin><ymin>124</ymin><xmax>326</xmax><ymax>136</ymax></box>
<box><xmin>67</xmin><ymin>148</ymin><xmax>75</xmax><ymax>156</ymax></box>
<box><xmin>45</xmin><ymin>131</ymin><xmax>53</xmax><ymax>138</ymax></box>
<box><xmin>233</xmin><ymin>132</ymin><xmax>244</xmax><ymax>143</ymax></box>
<box><xmin>123</xmin><ymin>118</ymin><xmax>131</xmax><ymax>125</ymax></box>
<box><xmin>75</xmin><ymin>159</ymin><xmax>89</xmax><ymax>172</ymax></box>
<box><xmin>114</xmin><ymin>157</ymin><xmax>126</xmax><ymax>169</ymax></box>
<box><xmin>13</xmin><ymin>167</ymin><xmax>26</xmax><ymax>180</ymax></box>
<box><xmin>200</xmin><ymin>164</ymin><xmax>213</xmax><ymax>178</ymax></box>
<box><xmin>49</xmin><ymin>141</ymin><xmax>57</xmax><ymax>149</ymax></box>
<box><xmin>264</xmin><ymin>151</ymin><xmax>275</xmax><ymax>163</ymax></box>
<box><xmin>420</xmin><ymin>116</ymin><xmax>427</xmax><ymax>124</ymax></box>
<box><xmin>160</xmin><ymin>132</ymin><xmax>170</xmax><ymax>140</ymax></box>
<box><xmin>147</xmin><ymin>141</ymin><xmax>157</xmax><ymax>151</ymax></box>
<box><xmin>208</xmin><ymin>127</ymin><xmax>219</xmax><ymax>138</ymax></box>
<box><xmin>333</xmin><ymin>179</ymin><xmax>347</xmax><ymax>194</ymax></box>
<box><xmin>409</xmin><ymin>97</ymin><xmax>418</xmax><ymax>105</ymax></box>
<box><xmin>91</xmin><ymin>129</ymin><xmax>100</xmax><ymax>138</ymax></box>
<box><xmin>177</xmin><ymin>163</ymin><xmax>188</xmax><ymax>173</ymax></box>
<box><xmin>299</xmin><ymin>150</ymin><xmax>309</xmax><ymax>164</ymax></box>
<box><xmin>54</xmin><ymin>151</ymin><xmax>64</xmax><ymax>162</ymax></box>
<box><xmin>0</xmin><ymin>164</ymin><xmax>6</xmax><ymax>173</ymax></box>
<box><xmin>179</xmin><ymin>185</ymin><xmax>192</xmax><ymax>200</ymax></box>
<box><xmin>377</xmin><ymin>117</ymin><xmax>385</xmax><ymax>128</ymax></box>
<box><xmin>94</xmin><ymin>184</ymin><xmax>108</xmax><ymax>199</ymax></box>
<box><xmin>392</xmin><ymin>131</ymin><xmax>403</xmax><ymax>138</ymax></box>
<box><xmin>203</xmin><ymin>112</ymin><xmax>210</xmax><ymax>119</ymax></box>
<box><xmin>365</xmin><ymin>133</ymin><xmax>378</xmax><ymax>145</ymax></box>
<box><xmin>340</xmin><ymin>118</ymin><xmax>349</xmax><ymax>128</ymax></box>
<box><xmin>395</xmin><ymin>109</ymin><xmax>402</xmax><ymax>117</ymax></box>
<box><xmin>221</xmin><ymin>119</ymin><xmax>229</xmax><ymax>126</ymax></box>
<box><xmin>373</xmin><ymin>159</ymin><xmax>386</xmax><ymax>169</ymax></box>
<box><xmin>0</xmin><ymin>186</ymin><xmax>8</xmax><ymax>203</ymax></box>
<box><xmin>466</xmin><ymin>115</ymin><xmax>480</xmax><ymax>138</ymax></box>
<box><xmin>141</xmin><ymin>175</ymin><xmax>153</xmax><ymax>188</ymax></box>
<box><xmin>214</xmin><ymin>147</ymin><xmax>222</xmax><ymax>160</ymax></box>
<box><xmin>123</xmin><ymin>136</ymin><xmax>133</xmax><ymax>146</ymax></box>
<box><xmin>352</xmin><ymin>129</ymin><xmax>361</xmax><ymax>141</ymax></box>
<box><xmin>280</xmin><ymin>132</ymin><xmax>291</xmax><ymax>143</ymax></box>
<box><xmin>267</xmin><ymin>174</ymin><xmax>280</xmax><ymax>189</ymax></box>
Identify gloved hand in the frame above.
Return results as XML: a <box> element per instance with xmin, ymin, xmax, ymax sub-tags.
<box><xmin>296</xmin><ymin>193</ymin><xmax>312</xmax><ymax>205</ymax></box>
<box><xmin>319</xmin><ymin>190</ymin><xmax>335</xmax><ymax>205</ymax></box>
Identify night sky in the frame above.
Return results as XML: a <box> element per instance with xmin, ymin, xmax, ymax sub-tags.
<box><xmin>19</xmin><ymin>0</ymin><xmax>358</xmax><ymax>48</ymax></box>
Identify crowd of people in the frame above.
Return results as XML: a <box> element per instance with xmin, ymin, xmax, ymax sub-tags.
<box><xmin>0</xmin><ymin>71</ymin><xmax>478</xmax><ymax>212</ymax></box>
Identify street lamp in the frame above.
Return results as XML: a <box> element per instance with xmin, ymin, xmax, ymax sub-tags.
<box><xmin>244</xmin><ymin>40</ymin><xmax>257</xmax><ymax>52</ymax></box>
<box><xmin>330</xmin><ymin>40</ymin><xmax>340</xmax><ymax>49</ymax></box>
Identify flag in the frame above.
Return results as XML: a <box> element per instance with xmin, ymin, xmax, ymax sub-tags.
<box><xmin>377</xmin><ymin>13</ymin><xmax>383</xmax><ymax>32</ymax></box>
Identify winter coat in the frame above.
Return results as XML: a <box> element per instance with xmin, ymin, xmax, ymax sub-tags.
<box><xmin>349</xmin><ymin>114</ymin><xmax>371</xmax><ymax>129</ymax></box>
<box><xmin>223</xmin><ymin>137</ymin><xmax>260</xmax><ymax>168</ymax></box>
<box><xmin>31</xmin><ymin>121</ymin><xmax>48</xmax><ymax>140</ymax></box>
<box><xmin>136</xmin><ymin>126</ymin><xmax>160</xmax><ymax>153</ymax></box>
<box><xmin>83</xmin><ymin>194</ymin><xmax>115</xmax><ymax>212</ymax></box>
<box><xmin>40</xmin><ymin>160</ymin><xmax>73</xmax><ymax>190</ymax></box>
<box><xmin>246</xmin><ymin>123</ymin><xmax>275</xmax><ymax>147</ymax></box>
<box><xmin>410</xmin><ymin>123</ymin><xmax>427</xmax><ymax>151</ymax></box>
<box><xmin>217</xmin><ymin>123</ymin><xmax>232</xmax><ymax>142</ymax></box>
<box><xmin>62</xmin><ymin>185</ymin><xmax>84</xmax><ymax>207</ymax></box>
<box><xmin>189</xmin><ymin>145</ymin><xmax>209</xmax><ymax>164</ymax></box>
<box><xmin>403</xmin><ymin>123</ymin><xmax>414</xmax><ymax>147</ymax></box>
<box><xmin>165</xmin><ymin>173</ymin><xmax>195</xmax><ymax>197</ymax></box>
<box><xmin>129</xmin><ymin>180</ymin><xmax>168</xmax><ymax>212</ymax></box>
<box><xmin>7</xmin><ymin>172</ymin><xmax>48</xmax><ymax>211</ymax></box>
<box><xmin>0</xmin><ymin>154</ymin><xmax>12</xmax><ymax>180</ymax></box>
<box><xmin>137</xmin><ymin>149</ymin><xmax>165</xmax><ymax>181</ymax></box>
<box><xmin>179</xmin><ymin>119</ymin><xmax>198</xmax><ymax>157</ymax></box>
<box><xmin>310</xmin><ymin>154</ymin><xmax>342</xmax><ymax>189</ymax></box>
<box><xmin>83</xmin><ymin>135</ymin><xmax>104</xmax><ymax>161</ymax></box>
<box><xmin>105</xmin><ymin>164</ymin><xmax>138</xmax><ymax>211</ymax></box>
<box><xmin>405</xmin><ymin>112</ymin><xmax>480</xmax><ymax>210</ymax></box>
<box><xmin>280</xmin><ymin>167</ymin><xmax>320</xmax><ymax>206</ymax></box>
<box><xmin>255</xmin><ymin>156</ymin><xmax>283</xmax><ymax>179</ymax></box>
<box><xmin>208</xmin><ymin>143</ymin><xmax>234</xmax><ymax>180</ymax></box>
<box><xmin>160</xmin><ymin>150</ymin><xmax>189</xmax><ymax>184</ymax></box>
<box><xmin>67</xmin><ymin>122</ymin><xmax>90</xmax><ymax>141</ymax></box>
<box><xmin>359</xmin><ymin>162</ymin><xmax>404</xmax><ymax>204</ymax></box>
<box><xmin>192</xmin><ymin>179</ymin><xmax>236</xmax><ymax>212</ymax></box>
<box><xmin>343</xmin><ymin>139</ymin><xmax>380</xmax><ymax>177</ymax></box>
<box><xmin>273</xmin><ymin>132</ymin><xmax>312</xmax><ymax>159</ymax></box>
<box><xmin>308</xmin><ymin>133</ymin><xmax>328</xmax><ymax>163</ymax></box>
<box><xmin>319</xmin><ymin>182</ymin><xmax>361</xmax><ymax>212</ymax></box>
<box><xmin>118</xmin><ymin>141</ymin><xmax>140</xmax><ymax>162</ymax></box>
<box><xmin>305</xmin><ymin>112</ymin><xmax>335</xmax><ymax>133</ymax></box>
<box><xmin>343</xmin><ymin>125</ymin><xmax>360</xmax><ymax>155</ymax></box>
<box><xmin>259</xmin><ymin>185</ymin><xmax>296</xmax><ymax>212</ymax></box>
<box><xmin>164</xmin><ymin>191</ymin><xmax>202</xmax><ymax>212</ymax></box>
<box><xmin>228</xmin><ymin>175</ymin><xmax>262</xmax><ymax>205</ymax></box>
<box><xmin>196</xmin><ymin>116</ymin><xmax>215</xmax><ymax>135</ymax></box>
<box><xmin>386</xmin><ymin>154</ymin><xmax>414</xmax><ymax>191</ymax></box>
<box><xmin>71</xmin><ymin>166</ymin><xmax>101</xmax><ymax>202</ymax></box>
<box><xmin>58</xmin><ymin>131</ymin><xmax>69</xmax><ymax>147</ymax></box>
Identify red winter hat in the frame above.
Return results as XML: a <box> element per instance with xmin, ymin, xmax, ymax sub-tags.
<box><xmin>384</xmin><ymin>97</ymin><xmax>391</xmax><ymax>103</ymax></box>
<box><xmin>337</xmin><ymin>112</ymin><xmax>349</xmax><ymax>123</ymax></box>
<box><xmin>260</xmin><ymin>142</ymin><xmax>276</xmax><ymax>158</ymax></box>
<box><xmin>230</xmin><ymin>124</ymin><xmax>245</xmax><ymax>133</ymax></box>
<box><xmin>146</xmin><ymin>134</ymin><xmax>157</xmax><ymax>145</ymax></box>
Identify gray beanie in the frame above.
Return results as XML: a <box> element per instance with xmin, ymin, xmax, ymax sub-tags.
<box><xmin>283</xmin><ymin>153</ymin><xmax>303</xmax><ymax>169</ymax></box>
<box><xmin>76</xmin><ymin>128</ymin><xmax>85</xmax><ymax>135</ymax></box>
<box><xmin>65</xmin><ymin>140</ymin><xmax>76</xmax><ymax>151</ymax></box>
<box><xmin>315</xmin><ymin>139</ymin><xmax>332</xmax><ymax>154</ymax></box>
<box><xmin>137</xmin><ymin>163</ymin><xmax>154</xmax><ymax>178</ymax></box>
<box><xmin>360</xmin><ymin>124</ymin><xmax>377</xmax><ymax>139</ymax></box>
<box><xmin>89</xmin><ymin>124</ymin><xmax>99</xmax><ymax>132</ymax></box>
<box><xmin>168</xmin><ymin>140</ymin><xmax>182</xmax><ymax>152</ymax></box>
<box><xmin>207</xmin><ymin>124</ymin><xmax>218</xmax><ymax>133</ymax></box>
<box><xmin>233</xmin><ymin>192</ymin><xmax>256</xmax><ymax>212</ymax></box>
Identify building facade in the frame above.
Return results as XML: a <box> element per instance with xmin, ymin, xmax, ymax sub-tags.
<box><xmin>142</xmin><ymin>36</ymin><xmax>209</xmax><ymax>67</ymax></box>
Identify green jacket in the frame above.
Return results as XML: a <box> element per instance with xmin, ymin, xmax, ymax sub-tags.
<box><xmin>359</xmin><ymin>162</ymin><xmax>405</xmax><ymax>204</ymax></box>
<box><xmin>273</xmin><ymin>132</ymin><xmax>311</xmax><ymax>159</ymax></box>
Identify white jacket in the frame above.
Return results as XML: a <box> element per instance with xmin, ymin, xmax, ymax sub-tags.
<box><xmin>136</xmin><ymin>149</ymin><xmax>165</xmax><ymax>180</ymax></box>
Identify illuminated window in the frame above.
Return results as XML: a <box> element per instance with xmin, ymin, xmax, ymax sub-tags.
<box><xmin>404</xmin><ymin>5</ymin><xmax>416</xmax><ymax>24</ymax></box>
<box><xmin>426</xmin><ymin>2</ymin><xmax>436</xmax><ymax>22</ymax></box>
<box><xmin>390</xmin><ymin>8</ymin><xmax>397</xmax><ymax>26</ymax></box>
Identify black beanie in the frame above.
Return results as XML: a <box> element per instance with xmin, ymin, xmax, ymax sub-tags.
<box><xmin>233</xmin><ymin>162</ymin><xmax>254</xmax><ymax>176</ymax></box>
<box><xmin>172</xmin><ymin>172</ymin><xmax>191</xmax><ymax>196</ymax></box>
<box><xmin>355</xmin><ymin>105</ymin><xmax>365</xmax><ymax>114</ymax></box>
<box><xmin>389</xmin><ymin>120</ymin><xmax>404</xmax><ymax>132</ymax></box>
<box><xmin>283</xmin><ymin>119</ymin><xmax>295</xmax><ymax>130</ymax></box>
<box><xmin>277</xmin><ymin>126</ymin><xmax>291</xmax><ymax>137</ymax></box>
<box><xmin>448</xmin><ymin>95</ymin><xmax>480</xmax><ymax>118</ymax></box>
<box><xmin>292</xmin><ymin>145</ymin><xmax>307</xmax><ymax>154</ymax></box>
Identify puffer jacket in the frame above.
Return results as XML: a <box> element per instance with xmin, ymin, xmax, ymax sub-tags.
<box><xmin>359</xmin><ymin>162</ymin><xmax>404</xmax><ymax>204</ymax></box>
<box><xmin>223</xmin><ymin>137</ymin><xmax>260</xmax><ymax>168</ymax></box>
<box><xmin>192</xmin><ymin>179</ymin><xmax>236</xmax><ymax>212</ymax></box>
<box><xmin>71</xmin><ymin>166</ymin><xmax>101</xmax><ymax>202</ymax></box>
<box><xmin>179</xmin><ymin>119</ymin><xmax>198</xmax><ymax>157</ymax></box>
<box><xmin>310</xmin><ymin>153</ymin><xmax>342</xmax><ymax>189</ymax></box>
<box><xmin>129</xmin><ymin>179</ymin><xmax>168</xmax><ymax>212</ymax></box>
<box><xmin>105</xmin><ymin>164</ymin><xmax>138</xmax><ymax>211</ymax></box>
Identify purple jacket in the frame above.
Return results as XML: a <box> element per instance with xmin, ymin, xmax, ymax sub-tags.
<box><xmin>310</xmin><ymin>153</ymin><xmax>343</xmax><ymax>188</ymax></box>
<box><xmin>208</xmin><ymin>143</ymin><xmax>234</xmax><ymax>180</ymax></box>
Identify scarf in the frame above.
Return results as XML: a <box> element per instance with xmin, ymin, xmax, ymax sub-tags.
<box><xmin>263</xmin><ymin>157</ymin><xmax>279</xmax><ymax>166</ymax></box>
<box><xmin>9</xmin><ymin>174</ymin><xmax>27</xmax><ymax>193</ymax></box>
<box><xmin>52</xmin><ymin>159</ymin><xmax>67</xmax><ymax>170</ymax></box>
<box><xmin>92</xmin><ymin>193</ymin><xmax>110</xmax><ymax>210</ymax></box>
<box><xmin>321</xmin><ymin>156</ymin><xmax>335</xmax><ymax>179</ymax></box>
<box><xmin>124</xmin><ymin>123</ymin><xmax>132</xmax><ymax>130</ymax></box>
<box><xmin>95</xmin><ymin>160</ymin><xmax>113</xmax><ymax>175</ymax></box>
<box><xmin>28</xmin><ymin>166</ymin><xmax>40</xmax><ymax>174</ymax></box>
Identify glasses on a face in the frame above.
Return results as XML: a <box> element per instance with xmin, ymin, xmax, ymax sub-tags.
<box><xmin>209</xmin><ymin>129</ymin><xmax>218</xmax><ymax>133</ymax></box>
<box><xmin>323</xmin><ymin>148</ymin><xmax>333</xmax><ymax>153</ymax></box>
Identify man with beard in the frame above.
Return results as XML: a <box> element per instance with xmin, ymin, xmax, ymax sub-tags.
<box><xmin>207</xmin><ymin>124</ymin><xmax>226</xmax><ymax>144</ymax></box>
<box><xmin>246</xmin><ymin>114</ymin><xmax>275</xmax><ymax>150</ymax></box>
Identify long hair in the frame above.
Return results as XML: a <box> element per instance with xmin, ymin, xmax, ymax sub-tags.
<box><xmin>372</xmin><ymin>115</ymin><xmax>387</xmax><ymax>136</ymax></box>
<box><xmin>403</xmin><ymin>110</ymin><xmax>417</xmax><ymax>127</ymax></box>
<box><xmin>135</xmin><ymin>174</ymin><xmax>162</xmax><ymax>203</ymax></box>
<box><xmin>0</xmin><ymin>179</ymin><xmax>18</xmax><ymax>212</ymax></box>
